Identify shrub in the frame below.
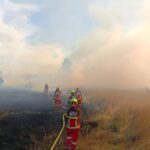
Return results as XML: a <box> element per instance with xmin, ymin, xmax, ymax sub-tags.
<box><xmin>108</xmin><ymin>119</ymin><xmax>120</xmax><ymax>133</ymax></box>
<box><xmin>124</xmin><ymin>128</ymin><xmax>140</xmax><ymax>142</ymax></box>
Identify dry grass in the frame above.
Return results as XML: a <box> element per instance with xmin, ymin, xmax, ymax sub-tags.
<box><xmin>77</xmin><ymin>90</ymin><xmax>150</xmax><ymax>150</ymax></box>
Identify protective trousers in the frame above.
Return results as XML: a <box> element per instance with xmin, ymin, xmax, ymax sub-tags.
<box><xmin>65</xmin><ymin>128</ymin><xmax>80</xmax><ymax>150</ymax></box>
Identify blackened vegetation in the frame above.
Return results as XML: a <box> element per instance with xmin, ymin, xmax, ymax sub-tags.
<box><xmin>0</xmin><ymin>89</ymin><xmax>63</xmax><ymax>150</ymax></box>
<box><xmin>0</xmin><ymin>89</ymin><xmax>104</xmax><ymax>150</ymax></box>
<box><xmin>0</xmin><ymin>111</ymin><xmax>64</xmax><ymax>150</ymax></box>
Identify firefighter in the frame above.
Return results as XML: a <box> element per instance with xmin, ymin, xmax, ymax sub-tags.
<box><xmin>68</xmin><ymin>90</ymin><xmax>76</xmax><ymax>108</ymax></box>
<box><xmin>44</xmin><ymin>84</ymin><xmax>49</xmax><ymax>95</ymax></box>
<box><xmin>65</xmin><ymin>98</ymin><xmax>80</xmax><ymax>150</ymax></box>
<box><xmin>69</xmin><ymin>90</ymin><xmax>76</xmax><ymax>99</ymax></box>
<box><xmin>54</xmin><ymin>88</ymin><xmax>62</xmax><ymax>110</ymax></box>
<box><xmin>75</xmin><ymin>88</ymin><xmax>82</xmax><ymax>105</ymax></box>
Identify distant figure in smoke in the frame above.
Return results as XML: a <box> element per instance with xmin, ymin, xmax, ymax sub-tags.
<box><xmin>65</xmin><ymin>98</ymin><xmax>81</xmax><ymax>150</ymax></box>
<box><xmin>44</xmin><ymin>84</ymin><xmax>49</xmax><ymax>95</ymax></box>
<box><xmin>54</xmin><ymin>88</ymin><xmax>62</xmax><ymax>110</ymax></box>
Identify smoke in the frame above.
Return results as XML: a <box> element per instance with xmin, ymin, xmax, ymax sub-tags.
<box><xmin>57</xmin><ymin>1</ymin><xmax>150</xmax><ymax>89</ymax></box>
<box><xmin>1</xmin><ymin>0</ymin><xmax>150</xmax><ymax>90</ymax></box>
<box><xmin>0</xmin><ymin>0</ymin><xmax>64</xmax><ymax>89</ymax></box>
<box><xmin>62</xmin><ymin>58</ymin><xmax>72</xmax><ymax>71</ymax></box>
<box><xmin>71</xmin><ymin>28</ymin><xmax>150</xmax><ymax>89</ymax></box>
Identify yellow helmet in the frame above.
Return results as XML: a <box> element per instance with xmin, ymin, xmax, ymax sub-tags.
<box><xmin>70</xmin><ymin>98</ymin><xmax>78</xmax><ymax>105</ymax></box>
<box><xmin>70</xmin><ymin>89</ymin><xmax>75</xmax><ymax>94</ymax></box>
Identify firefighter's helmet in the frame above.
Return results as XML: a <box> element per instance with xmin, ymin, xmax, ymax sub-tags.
<box><xmin>70</xmin><ymin>98</ymin><xmax>78</xmax><ymax>106</ymax></box>
<box><xmin>70</xmin><ymin>89</ymin><xmax>75</xmax><ymax>94</ymax></box>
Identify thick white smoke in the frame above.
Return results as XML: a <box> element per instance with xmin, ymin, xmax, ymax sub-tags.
<box><xmin>58</xmin><ymin>0</ymin><xmax>150</xmax><ymax>89</ymax></box>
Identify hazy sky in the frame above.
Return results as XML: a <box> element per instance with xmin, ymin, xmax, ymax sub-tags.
<box><xmin>0</xmin><ymin>0</ymin><xmax>150</xmax><ymax>90</ymax></box>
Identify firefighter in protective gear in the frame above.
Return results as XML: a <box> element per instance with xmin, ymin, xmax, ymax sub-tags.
<box><xmin>44</xmin><ymin>84</ymin><xmax>49</xmax><ymax>95</ymax></box>
<box><xmin>69</xmin><ymin>90</ymin><xmax>76</xmax><ymax>99</ymax></box>
<box><xmin>75</xmin><ymin>88</ymin><xmax>82</xmax><ymax>105</ymax></box>
<box><xmin>54</xmin><ymin>88</ymin><xmax>62</xmax><ymax>110</ymax></box>
<box><xmin>75</xmin><ymin>88</ymin><xmax>82</xmax><ymax>110</ymax></box>
<box><xmin>68</xmin><ymin>90</ymin><xmax>76</xmax><ymax>108</ymax></box>
<box><xmin>65</xmin><ymin>98</ymin><xmax>80</xmax><ymax>150</ymax></box>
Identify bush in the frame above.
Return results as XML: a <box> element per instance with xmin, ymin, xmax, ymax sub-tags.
<box><xmin>108</xmin><ymin>119</ymin><xmax>120</xmax><ymax>133</ymax></box>
<box><xmin>124</xmin><ymin>128</ymin><xmax>140</xmax><ymax>142</ymax></box>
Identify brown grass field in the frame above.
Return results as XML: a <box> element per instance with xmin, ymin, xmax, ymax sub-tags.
<box><xmin>77</xmin><ymin>90</ymin><xmax>150</xmax><ymax>150</ymax></box>
<box><xmin>1</xmin><ymin>89</ymin><xmax>150</xmax><ymax>150</ymax></box>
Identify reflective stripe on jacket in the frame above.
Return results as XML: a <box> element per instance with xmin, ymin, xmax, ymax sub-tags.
<box><xmin>65</xmin><ymin>109</ymin><xmax>80</xmax><ymax>129</ymax></box>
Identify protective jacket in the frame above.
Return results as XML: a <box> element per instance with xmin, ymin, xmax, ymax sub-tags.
<box><xmin>65</xmin><ymin>107</ymin><xmax>80</xmax><ymax>129</ymax></box>
<box><xmin>65</xmin><ymin>106</ymin><xmax>80</xmax><ymax>150</ymax></box>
